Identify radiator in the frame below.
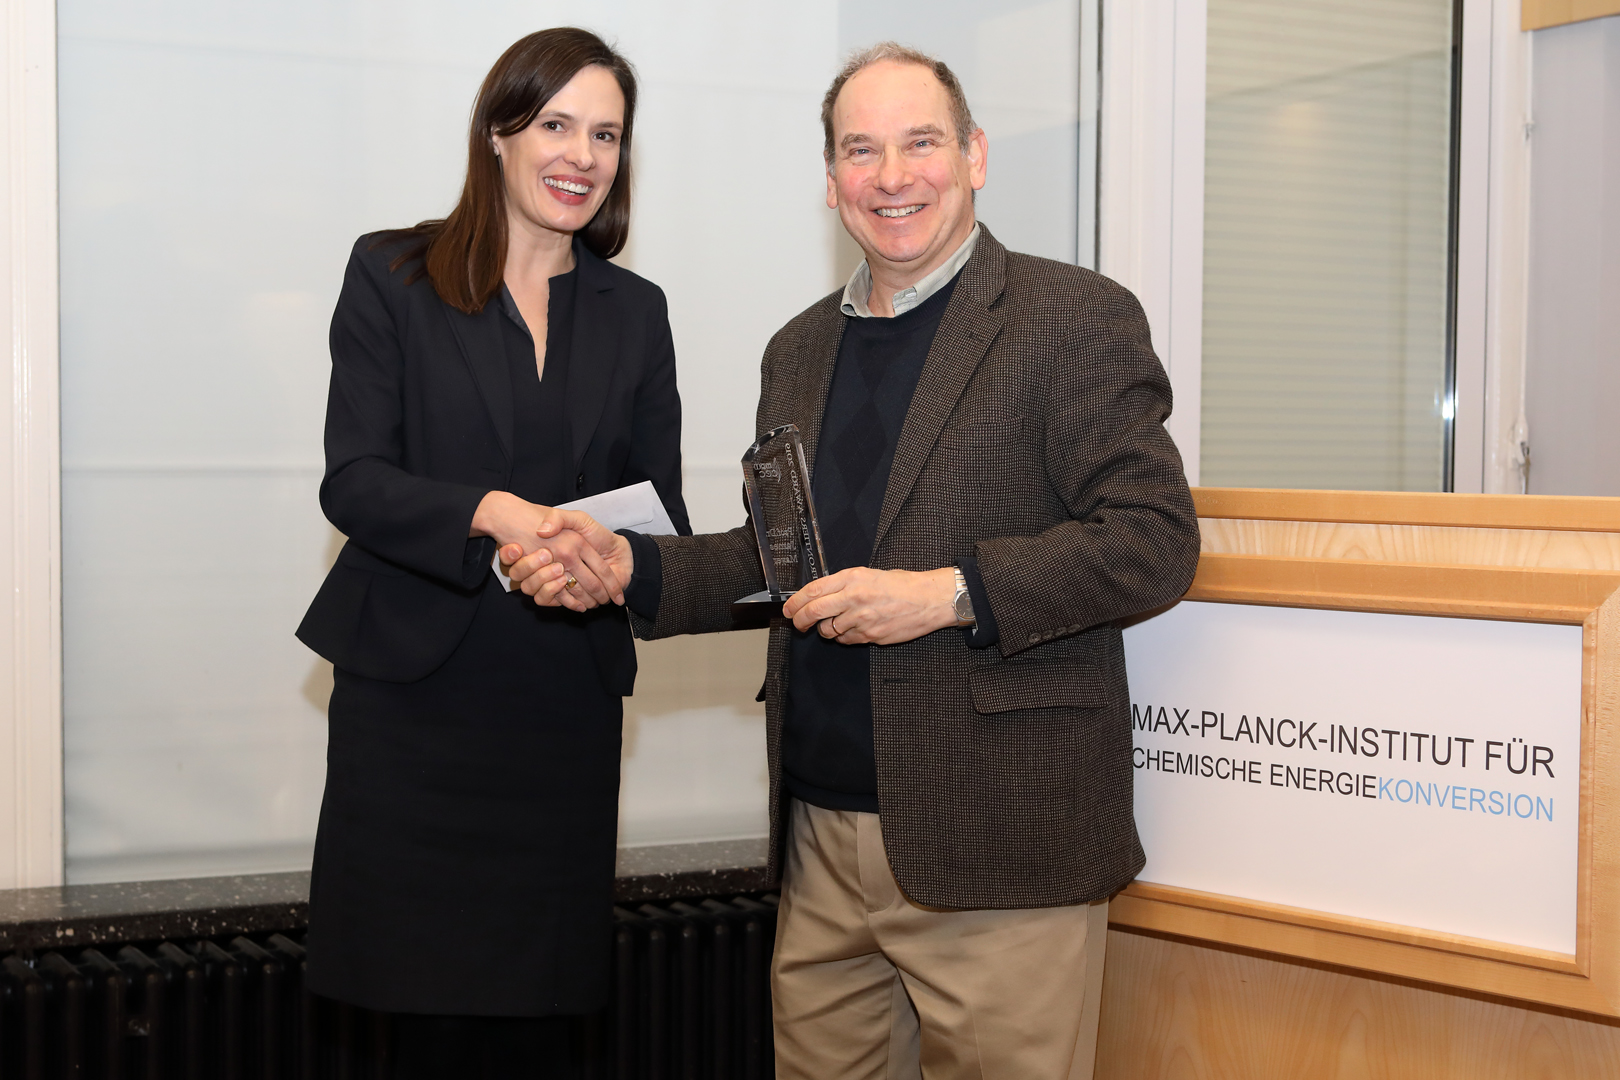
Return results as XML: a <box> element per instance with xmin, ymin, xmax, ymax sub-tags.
<box><xmin>602</xmin><ymin>896</ymin><xmax>778</xmax><ymax>1080</ymax></box>
<box><xmin>0</xmin><ymin>893</ymin><xmax>777</xmax><ymax>1080</ymax></box>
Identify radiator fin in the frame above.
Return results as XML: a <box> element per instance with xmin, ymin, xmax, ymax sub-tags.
<box><xmin>0</xmin><ymin>893</ymin><xmax>775</xmax><ymax>1080</ymax></box>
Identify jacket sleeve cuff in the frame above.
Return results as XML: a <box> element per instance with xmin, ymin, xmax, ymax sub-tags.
<box><xmin>462</xmin><ymin>536</ymin><xmax>496</xmax><ymax>590</ymax></box>
<box><xmin>619</xmin><ymin>529</ymin><xmax>663</xmax><ymax>621</ymax></box>
<box><xmin>957</xmin><ymin>557</ymin><xmax>999</xmax><ymax>649</ymax></box>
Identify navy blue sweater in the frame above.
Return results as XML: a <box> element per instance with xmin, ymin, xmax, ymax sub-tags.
<box><xmin>783</xmin><ymin>273</ymin><xmax>1002</xmax><ymax>813</ymax></box>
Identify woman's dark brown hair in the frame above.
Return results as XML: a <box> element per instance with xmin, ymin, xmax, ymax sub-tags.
<box><xmin>384</xmin><ymin>28</ymin><xmax>637</xmax><ymax>314</ymax></box>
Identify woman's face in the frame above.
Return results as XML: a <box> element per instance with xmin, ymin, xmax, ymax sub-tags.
<box><xmin>493</xmin><ymin>64</ymin><xmax>625</xmax><ymax>240</ymax></box>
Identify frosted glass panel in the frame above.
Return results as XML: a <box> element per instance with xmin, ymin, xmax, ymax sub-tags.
<box><xmin>1200</xmin><ymin>0</ymin><xmax>1456</xmax><ymax>490</ymax></box>
<box><xmin>58</xmin><ymin>4</ymin><xmax>1089</xmax><ymax>883</ymax></box>
<box><xmin>57</xmin><ymin>3</ymin><xmax>840</xmax><ymax>884</ymax></box>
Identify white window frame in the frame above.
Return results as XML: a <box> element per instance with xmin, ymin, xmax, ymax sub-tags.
<box><xmin>1098</xmin><ymin>0</ymin><xmax>1533</xmax><ymax>494</ymax></box>
<box><xmin>0</xmin><ymin>0</ymin><xmax>64</xmax><ymax>888</ymax></box>
<box><xmin>1459</xmin><ymin>0</ymin><xmax>1534</xmax><ymax>495</ymax></box>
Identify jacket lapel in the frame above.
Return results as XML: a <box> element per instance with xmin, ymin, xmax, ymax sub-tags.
<box><xmin>871</xmin><ymin>229</ymin><xmax>1007</xmax><ymax>556</ymax></box>
<box><xmin>567</xmin><ymin>242</ymin><xmax>619</xmax><ymax>472</ymax></box>
<box><xmin>444</xmin><ymin>301</ymin><xmax>513</xmax><ymax>463</ymax></box>
<box><xmin>792</xmin><ymin>311</ymin><xmax>846</xmax><ymax>477</ymax></box>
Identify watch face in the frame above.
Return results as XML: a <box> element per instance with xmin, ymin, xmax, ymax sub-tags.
<box><xmin>954</xmin><ymin>591</ymin><xmax>974</xmax><ymax>621</ymax></box>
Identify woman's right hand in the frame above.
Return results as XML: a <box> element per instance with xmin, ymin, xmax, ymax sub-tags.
<box><xmin>502</xmin><ymin>510</ymin><xmax>634</xmax><ymax>610</ymax></box>
<box><xmin>472</xmin><ymin>492</ymin><xmax>621</xmax><ymax>612</ymax></box>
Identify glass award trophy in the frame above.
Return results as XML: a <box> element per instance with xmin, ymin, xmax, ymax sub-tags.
<box><xmin>734</xmin><ymin>424</ymin><xmax>828</xmax><ymax>611</ymax></box>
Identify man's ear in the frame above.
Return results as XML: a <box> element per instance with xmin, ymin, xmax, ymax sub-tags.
<box><xmin>968</xmin><ymin>129</ymin><xmax>988</xmax><ymax>192</ymax></box>
<box><xmin>825</xmin><ymin>161</ymin><xmax>839</xmax><ymax>209</ymax></box>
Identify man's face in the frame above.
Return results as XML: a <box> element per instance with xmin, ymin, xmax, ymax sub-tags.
<box><xmin>825</xmin><ymin>60</ymin><xmax>987</xmax><ymax>279</ymax></box>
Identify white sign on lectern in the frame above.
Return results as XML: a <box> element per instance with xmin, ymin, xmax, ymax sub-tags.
<box><xmin>1123</xmin><ymin>601</ymin><xmax>1582</xmax><ymax>954</ymax></box>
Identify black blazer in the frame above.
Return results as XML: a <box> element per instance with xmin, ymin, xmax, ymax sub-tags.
<box><xmin>297</xmin><ymin>233</ymin><xmax>690</xmax><ymax>694</ymax></box>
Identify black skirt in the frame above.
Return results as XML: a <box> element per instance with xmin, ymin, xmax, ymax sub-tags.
<box><xmin>306</xmin><ymin>573</ymin><xmax>625</xmax><ymax>1016</ymax></box>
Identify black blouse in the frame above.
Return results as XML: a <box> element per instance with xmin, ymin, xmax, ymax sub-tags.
<box><xmin>499</xmin><ymin>270</ymin><xmax>577</xmax><ymax>508</ymax></box>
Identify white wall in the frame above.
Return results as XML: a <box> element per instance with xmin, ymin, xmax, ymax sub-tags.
<box><xmin>58</xmin><ymin>2</ymin><xmax>1090</xmax><ymax>882</ymax></box>
<box><xmin>1523</xmin><ymin>15</ymin><xmax>1620</xmax><ymax>496</ymax></box>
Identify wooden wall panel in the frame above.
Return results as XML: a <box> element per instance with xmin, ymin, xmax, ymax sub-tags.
<box><xmin>1199</xmin><ymin>519</ymin><xmax>1620</xmax><ymax>571</ymax></box>
<box><xmin>1095</xmin><ymin>929</ymin><xmax>1620</xmax><ymax>1080</ymax></box>
<box><xmin>1523</xmin><ymin>0</ymin><xmax>1620</xmax><ymax>31</ymax></box>
<box><xmin>1192</xmin><ymin>489</ymin><xmax>1620</xmax><ymax>532</ymax></box>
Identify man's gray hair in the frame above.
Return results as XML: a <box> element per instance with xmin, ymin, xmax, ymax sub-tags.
<box><xmin>820</xmin><ymin>42</ymin><xmax>977</xmax><ymax>166</ymax></box>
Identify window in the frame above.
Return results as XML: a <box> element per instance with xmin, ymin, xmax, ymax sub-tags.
<box><xmin>55</xmin><ymin>2</ymin><xmax>1093</xmax><ymax>884</ymax></box>
<box><xmin>1199</xmin><ymin>0</ymin><xmax>1459</xmax><ymax>490</ymax></box>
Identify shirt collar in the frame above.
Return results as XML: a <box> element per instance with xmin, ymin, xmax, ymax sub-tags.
<box><xmin>497</xmin><ymin>283</ymin><xmax>531</xmax><ymax>337</ymax></box>
<box><xmin>840</xmin><ymin>222</ymin><xmax>981</xmax><ymax>318</ymax></box>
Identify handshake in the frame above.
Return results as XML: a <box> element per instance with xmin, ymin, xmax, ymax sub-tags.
<box><xmin>475</xmin><ymin>491</ymin><xmax>633</xmax><ymax>613</ymax></box>
<box><xmin>474</xmin><ymin>491</ymin><xmax>967</xmax><ymax>644</ymax></box>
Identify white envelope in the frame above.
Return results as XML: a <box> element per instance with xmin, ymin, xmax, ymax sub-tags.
<box><xmin>491</xmin><ymin>480</ymin><xmax>676</xmax><ymax>591</ymax></box>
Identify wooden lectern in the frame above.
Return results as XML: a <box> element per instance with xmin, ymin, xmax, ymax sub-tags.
<box><xmin>1095</xmin><ymin>488</ymin><xmax>1620</xmax><ymax>1079</ymax></box>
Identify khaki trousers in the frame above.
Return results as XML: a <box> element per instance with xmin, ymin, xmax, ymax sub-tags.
<box><xmin>771</xmin><ymin>799</ymin><xmax>1108</xmax><ymax>1080</ymax></box>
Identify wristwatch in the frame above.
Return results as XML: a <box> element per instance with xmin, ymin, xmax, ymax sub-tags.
<box><xmin>952</xmin><ymin>566</ymin><xmax>976</xmax><ymax>627</ymax></box>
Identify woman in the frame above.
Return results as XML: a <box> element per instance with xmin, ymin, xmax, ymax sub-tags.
<box><xmin>295</xmin><ymin>28</ymin><xmax>688</xmax><ymax>1076</ymax></box>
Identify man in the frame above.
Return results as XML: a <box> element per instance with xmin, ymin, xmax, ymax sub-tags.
<box><xmin>510</xmin><ymin>42</ymin><xmax>1198</xmax><ymax>1080</ymax></box>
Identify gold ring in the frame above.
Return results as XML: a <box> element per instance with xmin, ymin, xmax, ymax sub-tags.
<box><xmin>565</xmin><ymin>574</ymin><xmax>579</xmax><ymax>590</ymax></box>
<box><xmin>829</xmin><ymin>615</ymin><xmax>840</xmax><ymax>636</ymax></box>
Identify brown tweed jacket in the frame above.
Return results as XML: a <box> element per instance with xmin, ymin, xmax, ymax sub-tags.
<box><xmin>631</xmin><ymin>227</ymin><xmax>1199</xmax><ymax>909</ymax></box>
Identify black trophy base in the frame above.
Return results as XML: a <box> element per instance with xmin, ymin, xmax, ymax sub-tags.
<box><xmin>730</xmin><ymin>589</ymin><xmax>794</xmax><ymax>628</ymax></box>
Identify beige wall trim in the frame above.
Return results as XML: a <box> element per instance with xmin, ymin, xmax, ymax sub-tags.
<box><xmin>1523</xmin><ymin>0</ymin><xmax>1620</xmax><ymax>30</ymax></box>
<box><xmin>1193</xmin><ymin>487</ymin><xmax>1620</xmax><ymax>532</ymax></box>
<box><xmin>0</xmin><ymin>0</ymin><xmax>63</xmax><ymax>888</ymax></box>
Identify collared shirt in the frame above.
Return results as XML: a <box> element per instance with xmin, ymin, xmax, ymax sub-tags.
<box><xmin>839</xmin><ymin>223</ymin><xmax>981</xmax><ymax>318</ymax></box>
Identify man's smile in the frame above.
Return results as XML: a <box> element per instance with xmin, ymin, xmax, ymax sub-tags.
<box><xmin>875</xmin><ymin>204</ymin><xmax>925</xmax><ymax>218</ymax></box>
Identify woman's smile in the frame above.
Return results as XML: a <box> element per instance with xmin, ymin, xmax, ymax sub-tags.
<box><xmin>543</xmin><ymin>175</ymin><xmax>594</xmax><ymax>205</ymax></box>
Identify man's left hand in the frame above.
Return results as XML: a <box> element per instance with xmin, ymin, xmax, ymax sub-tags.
<box><xmin>783</xmin><ymin>566</ymin><xmax>959</xmax><ymax>645</ymax></box>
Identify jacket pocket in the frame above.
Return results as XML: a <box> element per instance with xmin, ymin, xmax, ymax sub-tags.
<box><xmin>336</xmin><ymin>541</ymin><xmax>409</xmax><ymax>578</ymax></box>
<box><xmin>969</xmin><ymin>658</ymin><xmax>1105</xmax><ymax>715</ymax></box>
<box><xmin>938</xmin><ymin>415</ymin><xmax>1025</xmax><ymax>450</ymax></box>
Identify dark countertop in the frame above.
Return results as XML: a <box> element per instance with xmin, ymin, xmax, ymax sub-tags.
<box><xmin>0</xmin><ymin>838</ymin><xmax>771</xmax><ymax>953</ymax></box>
<box><xmin>0</xmin><ymin>872</ymin><xmax>313</xmax><ymax>953</ymax></box>
<box><xmin>614</xmin><ymin>836</ymin><xmax>772</xmax><ymax>906</ymax></box>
